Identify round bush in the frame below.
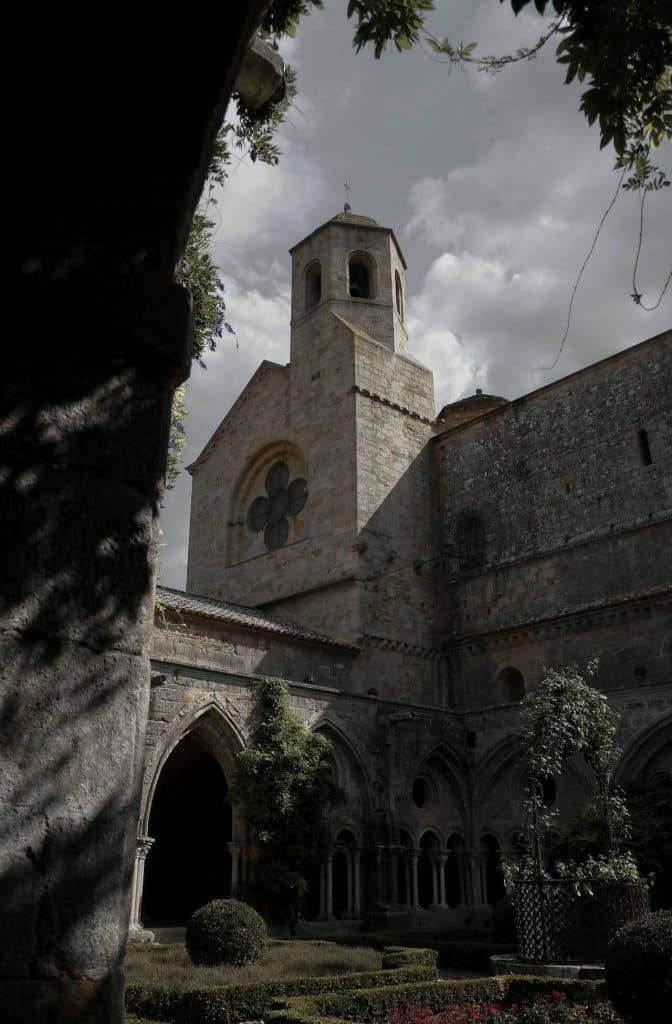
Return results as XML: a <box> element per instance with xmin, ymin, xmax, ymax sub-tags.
<box><xmin>185</xmin><ymin>898</ymin><xmax>267</xmax><ymax>966</ymax></box>
<box><xmin>605</xmin><ymin>910</ymin><xmax>672</xmax><ymax>1023</ymax></box>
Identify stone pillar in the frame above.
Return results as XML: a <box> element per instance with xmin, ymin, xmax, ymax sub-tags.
<box><xmin>229</xmin><ymin>842</ymin><xmax>240</xmax><ymax>898</ymax></box>
<box><xmin>353</xmin><ymin>850</ymin><xmax>361</xmax><ymax>917</ymax></box>
<box><xmin>346</xmin><ymin>851</ymin><xmax>354</xmax><ymax>916</ymax></box>
<box><xmin>390</xmin><ymin>849</ymin><xmax>400</xmax><ymax>906</ymax></box>
<box><xmin>438</xmin><ymin>854</ymin><xmax>448</xmax><ymax>907</ymax></box>
<box><xmin>375</xmin><ymin>846</ymin><xmax>385</xmax><ymax>905</ymax></box>
<box><xmin>326</xmin><ymin>852</ymin><xmax>334</xmax><ymax>919</ymax></box>
<box><xmin>405</xmin><ymin>856</ymin><xmax>412</xmax><ymax>907</ymax></box>
<box><xmin>0</xmin><ymin>7</ymin><xmax>272</xmax><ymax>1023</ymax></box>
<box><xmin>410</xmin><ymin>851</ymin><xmax>420</xmax><ymax>908</ymax></box>
<box><xmin>319</xmin><ymin>861</ymin><xmax>327</xmax><ymax>918</ymax></box>
<box><xmin>129</xmin><ymin>836</ymin><xmax>154</xmax><ymax>933</ymax></box>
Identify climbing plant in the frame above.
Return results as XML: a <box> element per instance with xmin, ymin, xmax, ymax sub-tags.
<box><xmin>231</xmin><ymin>678</ymin><xmax>343</xmax><ymax>927</ymax></box>
<box><xmin>511</xmin><ymin>659</ymin><xmax>639</xmax><ymax>884</ymax></box>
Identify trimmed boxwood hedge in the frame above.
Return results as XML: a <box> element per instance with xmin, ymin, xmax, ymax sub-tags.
<box><xmin>125</xmin><ymin>950</ymin><xmax>437</xmax><ymax>1024</ymax></box>
<box><xmin>125</xmin><ymin>1016</ymin><xmax>171</xmax><ymax>1024</ymax></box>
<box><xmin>325</xmin><ymin>931</ymin><xmax>517</xmax><ymax>971</ymax></box>
<box><xmin>186</xmin><ymin>899</ymin><xmax>267</xmax><ymax>967</ymax></box>
<box><xmin>606</xmin><ymin>910</ymin><xmax>672</xmax><ymax>1023</ymax></box>
<box><xmin>267</xmin><ymin>976</ymin><xmax>606</xmax><ymax>1024</ymax></box>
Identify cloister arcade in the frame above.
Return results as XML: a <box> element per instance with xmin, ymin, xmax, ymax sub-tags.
<box><xmin>129</xmin><ymin>694</ymin><xmax>672</xmax><ymax>933</ymax></box>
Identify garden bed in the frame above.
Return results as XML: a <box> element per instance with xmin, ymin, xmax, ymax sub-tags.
<box><xmin>125</xmin><ymin>942</ymin><xmax>437</xmax><ymax>1024</ymax></box>
<box><xmin>126</xmin><ymin>939</ymin><xmax>382</xmax><ymax>988</ymax></box>
<box><xmin>323</xmin><ymin>931</ymin><xmax>517</xmax><ymax>972</ymax></box>
<box><xmin>268</xmin><ymin>977</ymin><xmax>611</xmax><ymax>1024</ymax></box>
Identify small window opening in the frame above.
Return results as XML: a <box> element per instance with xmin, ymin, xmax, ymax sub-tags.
<box><xmin>395</xmin><ymin>270</ymin><xmax>404</xmax><ymax>321</ymax></box>
<box><xmin>304</xmin><ymin>261</ymin><xmax>321</xmax><ymax>310</ymax></box>
<box><xmin>348</xmin><ymin>254</ymin><xmax>372</xmax><ymax>299</ymax></box>
<box><xmin>638</xmin><ymin>429</ymin><xmax>652</xmax><ymax>466</ymax></box>
<box><xmin>412</xmin><ymin>778</ymin><xmax>428</xmax><ymax>808</ymax></box>
<box><xmin>498</xmin><ymin>667</ymin><xmax>525</xmax><ymax>703</ymax></box>
<box><xmin>458</xmin><ymin>514</ymin><xmax>485</xmax><ymax>570</ymax></box>
<box><xmin>634</xmin><ymin>664</ymin><xmax>647</xmax><ymax>684</ymax></box>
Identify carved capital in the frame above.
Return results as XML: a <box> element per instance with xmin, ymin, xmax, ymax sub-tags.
<box><xmin>136</xmin><ymin>835</ymin><xmax>155</xmax><ymax>859</ymax></box>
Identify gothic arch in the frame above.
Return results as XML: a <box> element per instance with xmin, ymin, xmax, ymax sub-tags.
<box><xmin>615</xmin><ymin>711</ymin><xmax>672</xmax><ymax>784</ymax></box>
<box><xmin>418</xmin><ymin>826</ymin><xmax>443</xmax><ymax>848</ymax></box>
<box><xmin>140</xmin><ymin>698</ymin><xmax>245</xmax><ymax>836</ymax></box>
<box><xmin>412</xmin><ymin>742</ymin><xmax>470</xmax><ymax>839</ymax></box>
<box><xmin>473</xmin><ymin>735</ymin><xmax>519</xmax><ymax>810</ymax></box>
<box><xmin>333</xmin><ymin>823</ymin><xmax>363</xmax><ymax>847</ymax></box>
<box><xmin>311</xmin><ymin>717</ymin><xmax>374</xmax><ymax>815</ymax></box>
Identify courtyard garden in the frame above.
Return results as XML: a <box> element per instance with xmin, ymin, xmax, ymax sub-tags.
<box><xmin>125</xmin><ymin>665</ymin><xmax>672</xmax><ymax>1024</ymax></box>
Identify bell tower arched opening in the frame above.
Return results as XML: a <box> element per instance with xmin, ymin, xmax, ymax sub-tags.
<box><xmin>304</xmin><ymin>260</ymin><xmax>321</xmax><ymax>310</ymax></box>
<box><xmin>348</xmin><ymin>251</ymin><xmax>375</xmax><ymax>299</ymax></box>
<box><xmin>142</xmin><ymin>732</ymin><xmax>233</xmax><ymax>926</ymax></box>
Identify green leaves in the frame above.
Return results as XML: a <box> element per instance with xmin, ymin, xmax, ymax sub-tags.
<box><xmin>232</xmin><ymin>679</ymin><xmax>343</xmax><ymax>923</ymax></box>
<box><xmin>515</xmin><ymin>660</ymin><xmax>634</xmax><ymax>884</ymax></box>
<box><xmin>347</xmin><ymin>0</ymin><xmax>435</xmax><ymax>59</ymax></box>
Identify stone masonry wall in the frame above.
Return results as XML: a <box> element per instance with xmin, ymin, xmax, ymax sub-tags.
<box><xmin>436</xmin><ymin>331</ymin><xmax>672</xmax><ymax>712</ymax></box>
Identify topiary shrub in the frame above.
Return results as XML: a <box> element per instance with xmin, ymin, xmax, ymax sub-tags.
<box><xmin>605</xmin><ymin>909</ymin><xmax>672</xmax><ymax>1023</ymax></box>
<box><xmin>185</xmin><ymin>898</ymin><xmax>267</xmax><ymax>966</ymax></box>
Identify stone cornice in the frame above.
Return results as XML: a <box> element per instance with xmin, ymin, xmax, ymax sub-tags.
<box><xmin>449</xmin><ymin>584</ymin><xmax>672</xmax><ymax>652</ymax></box>
<box><xmin>351</xmin><ymin>384</ymin><xmax>434</xmax><ymax>425</ymax></box>
<box><xmin>361</xmin><ymin>632</ymin><xmax>443</xmax><ymax>661</ymax></box>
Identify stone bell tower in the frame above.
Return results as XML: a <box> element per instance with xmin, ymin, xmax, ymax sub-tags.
<box><xmin>288</xmin><ymin>208</ymin><xmax>409</xmax><ymax>362</ymax></box>
<box><xmin>187</xmin><ymin>208</ymin><xmax>441</xmax><ymax>702</ymax></box>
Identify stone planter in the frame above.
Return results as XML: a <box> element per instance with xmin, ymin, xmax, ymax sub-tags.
<box><xmin>512</xmin><ymin>878</ymin><xmax>649</xmax><ymax>963</ymax></box>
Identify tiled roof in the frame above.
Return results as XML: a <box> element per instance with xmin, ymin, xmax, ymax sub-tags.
<box><xmin>437</xmin><ymin>391</ymin><xmax>507</xmax><ymax>421</ymax></box>
<box><xmin>156</xmin><ymin>585</ymin><xmax>359</xmax><ymax>651</ymax></box>
<box><xmin>330</xmin><ymin>211</ymin><xmax>379</xmax><ymax>227</ymax></box>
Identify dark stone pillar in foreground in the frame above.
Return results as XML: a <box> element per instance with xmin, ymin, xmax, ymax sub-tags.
<box><xmin>0</xmin><ymin>5</ymin><xmax>268</xmax><ymax>1020</ymax></box>
<box><xmin>0</xmin><ymin>278</ymin><xmax>190</xmax><ymax>1022</ymax></box>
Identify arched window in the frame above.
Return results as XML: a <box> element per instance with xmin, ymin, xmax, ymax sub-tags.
<box><xmin>498</xmin><ymin>667</ymin><xmax>525</xmax><ymax>703</ymax></box>
<box><xmin>395</xmin><ymin>270</ymin><xmax>404</xmax><ymax>321</ymax></box>
<box><xmin>457</xmin><ymin>513</ymin><xmax>485</xmax><ymax>570</ymax></box>
<box><xmin>304</xmin><ymin>261</ymin><xmax>321</xmax><ymax>310</ymax></box>
<box><xmin>348</xmin><ymin>252</ymin><xmax>375</xmax><ymax>299</ymax></box>
<box><xmin>638</xmin><ymin>428</ymin><xmax>652</xmax><ymax>466</ymax></box>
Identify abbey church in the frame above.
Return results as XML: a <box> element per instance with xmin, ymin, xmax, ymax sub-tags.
<box><xmin>131</xmin><ymin>210</ymin><xmax>672</xmax><ymax>935</ymax></box>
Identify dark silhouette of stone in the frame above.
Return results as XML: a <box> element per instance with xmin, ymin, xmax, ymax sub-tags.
<box><xmin>0</xmin><ymin>4</ymin><xmax>270</xmax><ymax>1021</ymax></box>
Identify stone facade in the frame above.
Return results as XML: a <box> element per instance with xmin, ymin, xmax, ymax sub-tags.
<box><xmin>136</xmin><ymin>211</ymin><xmax>672</xmax><ymax>934</ymax></box>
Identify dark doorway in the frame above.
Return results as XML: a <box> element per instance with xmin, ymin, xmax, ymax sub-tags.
<box><xmin>481</xmin><ymin>834</ymin><xmax>505</xmax><ymax>906</ymax></box>
<box><xmin>333</xmin><ymin>849</ymin><xmax>349</xmax><ymax>918</ymax></box>
<box><xmin>305</xmin><ymin>860</ymin><xmax>321</xmax><ymax>921</ymax></box>
<box><xmin>418</xmin><ymin>851</ymin><xmax>433</xmax><ymax>908</ymax></box>
<box><xmin>143</xmin><ymin>733</ymin><xmax>232</xmax><ymax>925</ymax></box>
<box><xmin>446</xmin><ymin>835</ymin><xmax>463</xmax><ymax>908</ymax></box>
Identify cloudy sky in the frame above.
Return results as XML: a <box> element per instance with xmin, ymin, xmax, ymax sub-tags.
<box><xmin>160</xmin><ymin>0</ymin><xmax>671</xmax><ymax>588</ymax></box>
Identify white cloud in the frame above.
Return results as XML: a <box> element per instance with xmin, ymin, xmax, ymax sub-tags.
<box><xmin>403</xmin><ymin>22</ymin><xmax>672</xmax><ymax>403</ymax></box>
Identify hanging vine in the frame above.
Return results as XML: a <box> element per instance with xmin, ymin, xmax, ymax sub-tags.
<box><xmin>509</xmin><ymin>659</ymin><xmax>639</xmax><ymax>886</ymax></box>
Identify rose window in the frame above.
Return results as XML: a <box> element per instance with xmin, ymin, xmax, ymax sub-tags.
<box><xmin>247</xmin><ymin>461</ymin><xmax>308</xmax><ymax>551</ymax></box>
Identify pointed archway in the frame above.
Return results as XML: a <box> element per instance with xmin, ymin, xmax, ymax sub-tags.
<box><xmin>142</xmin><ymin>729</ymin><xmax>233</xmax><ymax>926</ymax></box>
